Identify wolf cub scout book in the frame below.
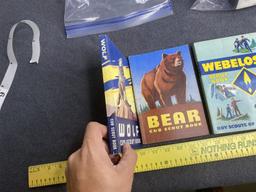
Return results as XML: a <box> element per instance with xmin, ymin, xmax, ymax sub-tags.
<box><xmin>99</xmin><ymin>35</ymin><xmax>142</xmax><ymax>154</ymax></box>
<box><xmin>194</xmin><ymin>33</ymin><xmax>256</xmax><ymax>134</ymax></box>
<box><xmin>128</xmin><ymin>45</ymin><xmax>209</xmax><ymax>144</ymax></box>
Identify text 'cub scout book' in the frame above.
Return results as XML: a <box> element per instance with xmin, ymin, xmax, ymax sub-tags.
<box><xmin>129</xmin><ymin>45</ymin><xmax>209</xmax><ymax>144</ymax></box>
<box><xmin>194</xmin><ymin>33</ymin><xmax>256</xmax><ymax>134</ymax></box>
<box><xmin>99</xmin><ymin>35</ymin><xmax>141</xmax><ymax>154</ymax></box>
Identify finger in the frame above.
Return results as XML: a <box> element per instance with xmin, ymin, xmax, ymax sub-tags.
<box><xmin>103</xmin><ymin>140</ymin><xmax>110</xmax><ymax>154</ymax></box>
<box><xmin>81</xmin><ymin>122</ymin><xmax>113</xmax><ymax>166</ymax></box>
<box><xmin>83</xmin><ymin>122</ymin><xmax>107</xmax><ymax>146</ymax></box>
<box><xmin>116</xmin><ymin>144</ymin><xmax>137</xmax><ymax>173</ymax></box>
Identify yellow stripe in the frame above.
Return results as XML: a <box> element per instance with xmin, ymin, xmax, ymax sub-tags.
<box><xmin>104</xmin><ymin>86</ymin><xmax>136</xmax><ymax>113</ymax></box>
<box><xmin>28</xmin><ymin>131</ymin><xmax>256</xmax><ymax>188</ymax></box>
<box><xmin>102</xmin><ymin>65</ymin><xmax>132</xmax><ymax>83</ymax></box>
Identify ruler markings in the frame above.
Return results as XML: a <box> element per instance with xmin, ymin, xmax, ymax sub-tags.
<box><xmin>29</xmin><ymin>131</ymin><xmax>256</xmax><ymax>188</ymax></box>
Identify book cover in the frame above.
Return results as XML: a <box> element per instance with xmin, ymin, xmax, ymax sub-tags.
<box><xmin>194</xmin><ymin>33</ymin><xmax>256</xmax><ymax>134</ymax></box>
<box><xmin>128</xmin><ymin>45</ymin><xmax>209</xmax><ymax>144</ymax></box>
<box><xmin>99</xmin><ymin>34</ymin><xmax>142</xmax><ymax>154</ymax></box>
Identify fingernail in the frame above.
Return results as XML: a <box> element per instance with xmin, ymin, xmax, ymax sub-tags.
<box><xmin>123</xmin><ymin>143</ymin><xmax>130</xmax><ymax>152</ymax></box>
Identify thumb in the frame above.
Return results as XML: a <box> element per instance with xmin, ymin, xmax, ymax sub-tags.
<box><xmin>116</xmin><ymin>144</ymin><xmax>137</xmax><ymax>173</ymax></box>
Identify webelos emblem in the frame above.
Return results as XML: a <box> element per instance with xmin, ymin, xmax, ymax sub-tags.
<box><xmin>233</xmin><ymin>68</ymin><xmax>256</xmax><ymax>96</ymax></box>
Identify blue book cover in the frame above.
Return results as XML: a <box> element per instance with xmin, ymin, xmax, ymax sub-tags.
<box><xmin>194</xmin><ymin>33</ymin><xmax>256</xmax><ymax>134</ymax></box>
<box><xmin>99</xmin><ymin>34</ymin><xmax>142</xmax><ymax>154</ymax></box>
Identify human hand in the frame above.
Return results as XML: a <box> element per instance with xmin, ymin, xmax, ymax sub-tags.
<box><xmin>66</xmin><ymin>122</ymin><xmax>137</xmax><ymax>192</ymax></box>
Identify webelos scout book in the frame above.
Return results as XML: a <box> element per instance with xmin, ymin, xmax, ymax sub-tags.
<box><xmin>99</xmin><ymin>35</ymin><xmax>141</xmax><ymax>154</ymax></box>
<box><xmin>128</xmin><ymin>45</ymin><xmax>209</xmax><ymax>144</ymax></box>
<box><xmin>194</xmin><ymin>33</ymin><xmax>256</xmax><ymax>134</ymax></box>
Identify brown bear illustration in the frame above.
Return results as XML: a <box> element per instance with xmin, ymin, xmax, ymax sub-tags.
<box><xmin>141</xmin><ymin>51</ymin><xmax>186</xmax><ymax>109</ymax></box>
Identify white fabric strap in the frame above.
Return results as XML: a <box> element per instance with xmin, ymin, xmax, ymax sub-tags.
<box><xmin>0</xmin><ymin>20</ymin><xmax>40</xmax><ymax>110</ymax></box>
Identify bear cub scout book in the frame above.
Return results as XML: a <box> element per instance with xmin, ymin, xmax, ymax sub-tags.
<box><xmin>194</xmin><ymin>32</ymin><xmax>256</xmax><ymax>134</ymax></box>
<box><xmin>129</xmin><ymin>45</ymin><xmax>209</xmax><ymax>144</ymax></box>
<box><xmin>99</xmin><ymin>34</ymin><xmax>141</xmax><ymax>154</ymax></box>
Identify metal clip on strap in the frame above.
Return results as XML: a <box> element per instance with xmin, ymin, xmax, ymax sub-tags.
<box><xmin>0</xmin><ymin>20</ymin><xmax>40</xmax><ymax>110</ymax></box>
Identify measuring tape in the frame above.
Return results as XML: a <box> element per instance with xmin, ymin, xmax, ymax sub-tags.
<box><xmin>28</xmin><ymin>131</ymin><xmax>256</xmax><ymax>188</ymax></box>
<box><xmin>0</xmin><ymin>20</ymin><xmax>40</xmax><ymax>111</ymax></box>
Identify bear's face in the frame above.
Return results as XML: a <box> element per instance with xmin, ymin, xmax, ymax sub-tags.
<box><xmin>162</xmin><ymin>51</ymin><xmax>184</xmax><ymax>71</ymax></box>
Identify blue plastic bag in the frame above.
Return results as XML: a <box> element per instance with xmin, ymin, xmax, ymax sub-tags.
<box><xmin>191</xmin><ymin>0</ymin><xmax>256</xmax><ymax>11</ymax></box>
<box><xmin>64</xmin><ymin>0</ymin><xmax>173</xmax><ymax>38</ymax></box>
